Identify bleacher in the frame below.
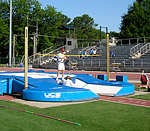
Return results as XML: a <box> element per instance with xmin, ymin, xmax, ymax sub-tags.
<box><xmin>31</xmin><ymin>42</ymin><xmax>150</xmax><ymax>73</ymax></box>
<box><xmin>66</xmin><ymin>45</ymin><xmax>132</xmax><ymax>71</ymax></box>
<box><xmin>121</xmin><ymin>50</ymin><xmax>150</xmax><ymax>72</ymax></box>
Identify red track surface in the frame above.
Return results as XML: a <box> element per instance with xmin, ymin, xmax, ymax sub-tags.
<box><xmin>1</xmin><ymin>67</ymin><xmax>150</xmax><ymax>81</ymax></box>
<box><xmin>0</xmin><ymin>95</ymin><xmax>15</xmax><ymax>101</ymax></box>
<box><xmin>0</xmin><ymin>67</ymin><xmax>150</xmax><ymax>107</ymax></box>
<box><xmin>100</xmin><ymin>96</ymin><xmax>150</xmax><ymax>107</ymax></box>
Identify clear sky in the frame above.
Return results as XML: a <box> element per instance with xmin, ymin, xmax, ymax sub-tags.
<box><xmin>38</xmin><ymin>0</ymin><xmax>136</xmax><ymax>32</ymax></box>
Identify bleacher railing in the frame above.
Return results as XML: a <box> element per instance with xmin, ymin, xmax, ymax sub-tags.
<box><xmin>38</xmin><ymin>45</ymin><xmax>67</xmax><ymax>65</ymax></box>
<box><xmin>140</xmin><ymin>42</ymin><xmax>150</xmax><ymax>56</ymax></box>
<box><xmin>38</xmin><ymin>58</ymin><xmax>150</xmax><ymax>72</ymax></box>
<box><xmin>130</xmin><ymin>43</ymin><xmax>145</xmax><ymax>57</ymax></box>
<box><xmin>28</xmin><ymin>46</ymin><xmax>55</xmax><ymax>65</ymax></box>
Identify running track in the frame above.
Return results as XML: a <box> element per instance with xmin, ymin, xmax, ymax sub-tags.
<box><xmin>1</xmin><ymin>67</ymin><xmax>150</xmax><ymax>81</ymax></box>
<box><xmin>0</xmin><ymin>67</ymin><xmax>150</xmax><ymax>107</ymax></box>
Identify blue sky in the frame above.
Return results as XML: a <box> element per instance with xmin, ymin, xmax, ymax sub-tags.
<box><xmin>38</xmin><ymin>0</ymin><xmax>136</xmax><ymax>32</ymax></box>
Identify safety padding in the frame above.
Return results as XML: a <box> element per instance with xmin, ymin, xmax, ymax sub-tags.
<box><xmin>97</xmin><ymin>74</ymin><xmax>107</xmax><ymax>81</ymax></box>
<box><xmin>0</xmin><ymin>78</ymin><xmax>13</xmax><ymax>95</ymax></box>
<box><xmin>116</xmin><ymin>75</ymin><xmax>128</xmax><ymax>82</ymax></box>
<box><xmin>23</xmin><ymin>88</ymin><xmax>99</xmax><ymax>102</ymax></box>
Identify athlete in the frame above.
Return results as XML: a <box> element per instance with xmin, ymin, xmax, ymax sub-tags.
<box><xmin>63</xmin><ymin>76</ymin><xmax>75</xmax><ymax>87</ymax></box>
<box><xmin>56</xmin><ymin>49</ymin><xmax>67</xmax><ymax>82</ymax></box>
<box><xmin>140</xmin><ymin>70</ymin><xmax>149</xmax><ymax>89</ymax></box>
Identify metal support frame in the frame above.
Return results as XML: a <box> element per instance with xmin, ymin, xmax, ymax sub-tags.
<box><xmin>26</xmin><ymin>17</ymin><xmax>38</xmax><ymax>54</ymax></box>
<box><xmin>100</xmin><ymin>26</ymin><xmax>108</xmax><ymax>42</ymax></box>
<box><xmin>100</xmin><ymin>26</ymin><xmax>109</xmax><ymax>81</ymax></box>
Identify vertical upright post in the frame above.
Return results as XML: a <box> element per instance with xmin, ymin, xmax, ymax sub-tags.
<box><xmin>24</xmin><ymin>26</ymin><xmax>28</xmax><ymax>89</ymax></box>
<box><xmin>100</xmin><ymin>26</ymin><xmax>101</xmax><ymax>42</ymax></box>
<box><xmin>106</xmin><ymin>27</ymin><xmax>108</xmax><ymax>34</ymax></box>
<box><xmin>9</xmin><ymin>0</ymin><xmax>12</xmax><ymax>67</ymax></box>
<box><xmin>35</xmin><ymin>18</ymin><xmax>38</xmax><ymax>53</ymax></box>
<box><xmin>106</xmin><ymin>33</ymin><xmax>110</xmax><ymax>81</ymax></box>
<box><xmin>33</xmin><ymin>34</ymin><xmax>36</xmax><ymax>60</ymax></box>
<box><xmin>12</xmin><ymin>34</ymin><xmax>16</xmax><ymax>65</ymax></box>
<box><xmin>129</xmin><ymin>39</ymin><xmax>131</xmax><ymax>45</ymax></box>
<box><xmin>26</xmin><ymin>17</ymin><xmax>28</xmax><ymax>26</ymax></box>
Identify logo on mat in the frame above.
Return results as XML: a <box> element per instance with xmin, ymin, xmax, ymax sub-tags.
<box><xmin>44</xmin><ymin>93</ymin><xmax>61</xmax><ymax>98</ymax></box>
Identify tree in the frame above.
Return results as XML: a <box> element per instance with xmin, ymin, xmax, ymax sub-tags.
<box><xmin>109</xmin><ymin>31</ymin><xmax>119</xmax><ymax>38</ymax></box>
<box><xmin>0</xmin><ymin>0</ymin><xmax>70</xmax><ymax>57</ymax></box>
<box><xmin>120</xmin><ymin>0</ymin><xmax>150</xmax><ymax>38</ymax></box>
<box><xmin>0</xmin><ymin>0</ymin><xmax>9</xmax><ymax>57</ymax></box>
<box><xmin>37</xmin><ymin>5</ymin><xmax>70</xmax><ymax>52</ymax></box>
<box><xmin>70</xmin><ymin>14</ymin><xmax>99</xmax><ymax>41</ymax></box>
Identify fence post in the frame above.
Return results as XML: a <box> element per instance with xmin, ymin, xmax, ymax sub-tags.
<box><xmin>83</xmin><ymin>59</ymin><xmax>84</xmax><ymax>70</ymax></box>
<box><xmin>141</xmin><ymin>60</ymin><xmax>143</xmax><ymax>68</ymax></box>
<box><xmin>91</xmin><ymin>60</ymin><xmax>92</xmax><ymax>67</ymax></box>
<box><xmin>132</xmin><ymin>60</ymin><xmax>134</xmax><ymax>67</ymax></box>
<box><xmin>99</xmin><ymin>59</ymin><xmax>100</xmax><ymax>67</ymax></box>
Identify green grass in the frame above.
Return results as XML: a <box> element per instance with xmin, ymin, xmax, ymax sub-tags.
<box><xmin>129</xmin><ymin>83</ymin><xmax>150</xmax><ymax>100</ymax></box>
<box><xmin>0</xmin><ymin>99</ymin><xmax>150</xmax><ymax>131</ymax></box>
<box><xmin>129</xmin><ymin>93</ymin><xmax>150</xmax><ymax>100</ymax></box>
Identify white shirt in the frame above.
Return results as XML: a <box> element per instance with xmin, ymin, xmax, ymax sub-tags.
<box><xmin>57</xmin><ymin>52</ymin><xmax>65</xmax><ymax>63</ymax></box>
<box><xmin>93</xmin><ymin>50</ymin><xmax>97</xmax><ymax>55</ymax></box>
<box><xmin>63</xmin><ymin>79</ymin><xmax>75</xmax><ymax>87</ymax></box>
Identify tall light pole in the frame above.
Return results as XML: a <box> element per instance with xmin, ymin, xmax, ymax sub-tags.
<box><xmin>9</xmin><ymin>0</ymin><xmax>12</xmax><ymax>67</ymax></box>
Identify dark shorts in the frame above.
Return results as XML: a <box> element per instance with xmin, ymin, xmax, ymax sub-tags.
<box><xmin>142</xmin><ymin>82</ymin><xmax>147</xmax><ymax>85</ymax></box>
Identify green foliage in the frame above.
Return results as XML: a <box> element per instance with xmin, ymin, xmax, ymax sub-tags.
<box><xmin>120</xmin><ymin>0</ymin><xmax>150</xmax><ymax>38</ymax></box>
<box><xmin>0</xmin><ymin>0</ymin><xmax>70</xmax><ymax>57</ymax></box>
<box><xmin>0</xmin><ymin>0</ymin><xmax>104</xmax><ymax>58</ymax></box>
<box><xmin>70</xmin><ymin>14</ymin><xmax>100</xmax><ymax>41</ymax></box>
<box><xmin>0</xmin><ymin>1</ymin><xmax>9</xmax><ymax>57</ymax></box>
<box><xmin>109</xmin><ymin>31</ymin><xmax>119</xmax><ymax>38</ymax></box>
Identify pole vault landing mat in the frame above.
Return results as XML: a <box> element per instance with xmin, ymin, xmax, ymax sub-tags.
<box><xmin>0</xmin><ymin>70</ymin><xmax>134</xmax><ymax>102</ymax></box>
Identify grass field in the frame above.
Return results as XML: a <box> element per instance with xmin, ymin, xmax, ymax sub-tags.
<box><xmin>129</xmin><ymin>85</ymin><xmax>150</xmax><ymax>100</ymax></box>
<box><xmin>0</xmin><ymin>98</ymin><xmax>150</xmax><ymax>131</ymax></box>
<box><xmin>129</xmin><ymin>93</ymin><xmax>150</xmax><ymax>100</ymax></box>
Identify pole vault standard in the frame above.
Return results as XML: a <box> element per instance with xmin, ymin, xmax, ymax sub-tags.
<box><xmin>100</xmin><ymin>26</ymin><xmax>110</xmax><ymax>81</ymax></box>
<box><xmin>24</xmin><ymin>27</ymin><xmax>28</xmax><ymax>89</ymax></box>
<box><xmin>106</xmin><ymin>33</ymin><xmax>110</xmax><ymax>81</ymax></box>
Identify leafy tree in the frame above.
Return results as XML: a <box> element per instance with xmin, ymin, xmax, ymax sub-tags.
<box><xmin>70</xmin><ymin>14</ymin><xmax>99</xmax><ymax>41</ymax></box>
<box><xmin>37</xmin><ymin>5</ymin><xmax>70</xmax><ymax>52</ymax></box>
<box><xmin>0</xmin><ymin>0</ymin><xmax>70</xmax><ymax>58</ymax></box>
<box><xmin>0</xmin><ymin>0</ymin><xmax>9</xmax><ymax>57</ymax></box>
<box><xmin>109</xmin><ymin>31</ymin><xmax>119</xmax><ymax>38</ymax></box>
<box><xmin>120</xmin><ymin>0</ymin><xmax>150</xmax><ymax>38</ymax></box>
